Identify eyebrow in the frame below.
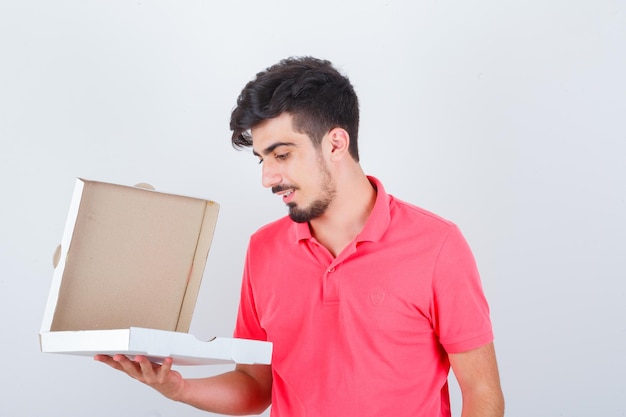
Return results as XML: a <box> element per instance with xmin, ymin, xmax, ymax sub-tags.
<box><xmin>252</xmin><ymin>141</ymin><xmax>297</xmax><ymax>157</ymax></box>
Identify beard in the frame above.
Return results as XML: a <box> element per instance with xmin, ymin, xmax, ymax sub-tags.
<box><xmin>287</xmin><ymin>157</ymin><xmax>336</xmax><ymax>223</ymax></box>
<box><xmin>287</xmin><ymin>197</ymin><xmax>331</xmax><ymax>223</ymax></box>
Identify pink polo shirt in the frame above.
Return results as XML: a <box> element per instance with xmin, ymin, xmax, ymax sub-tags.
<box><xmin>234</xmin><ymin>177</ymin><xmax>493</xmax><ymax>417</ymax></box>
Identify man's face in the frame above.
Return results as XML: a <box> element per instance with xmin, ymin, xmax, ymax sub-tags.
<box><xmin>251</xmin><ymin>113</ymin><xmax>336</xmax><ymax>223</ymax></box>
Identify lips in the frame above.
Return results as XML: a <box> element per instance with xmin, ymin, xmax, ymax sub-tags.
<box><xmin>281</xmin><ymin>189</ymin><xmax>295</xmax><ymax>204</ymax></box>
<box><xmin>272</xmin><ymin>186</ymin><xmax>295</xmax><ymax>204</ymax></box>
<box><xmin>273</xmin><ymin>185</ymin><xmax>296</xmax><ymax>204</ymax></box>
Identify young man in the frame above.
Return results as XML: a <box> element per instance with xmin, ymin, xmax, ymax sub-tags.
<box><xmin>96</xmin><ymin>56</ymin><xmax>504</xmax><ymax>417</ymax></box>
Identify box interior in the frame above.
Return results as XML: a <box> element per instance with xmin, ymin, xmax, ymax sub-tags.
<box><xmin>47</xmin><ymin>180</ymin><xmax>218</xmax><ymax>333</ymax></box>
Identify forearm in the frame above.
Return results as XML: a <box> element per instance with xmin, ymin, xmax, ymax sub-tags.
<box><xmin>460</xmin><ymin>387</ymin><xmax>504</xmax><ymax>417</ymax></box>
<box><xmin>450</xmin><ymin>343</ymin><xmax>504</xmax><ymax>417</ymax></box>
<box><xmin>95</xmin><ymin>355</ymin><xmax>272</xmax><ymax>415</ymax></box>
<box><xmin>176</xmin><ymin>369</ymin><xmax>272</xmax><ymax>415</ymax></box>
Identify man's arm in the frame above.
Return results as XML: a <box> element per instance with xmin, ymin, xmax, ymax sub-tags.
<box><xmin>94</xmin><ymin>355</ymin><xmax>272</xmax><ymax>415</ymax></box>
<box><xmin>448</xmin><ymin>342</ymin><xmax>504</xmax><ymax>417</ymax></box>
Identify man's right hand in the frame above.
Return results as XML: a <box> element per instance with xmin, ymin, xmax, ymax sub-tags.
<box><xmin>94</xmin><ymin>354</ymin><xmax>185</xmax><ymax>400</ymax></box>
<box><xmin>95</xmin><ymin>354</ymin><xmax>272</xmax><ymax>414</ymax></box>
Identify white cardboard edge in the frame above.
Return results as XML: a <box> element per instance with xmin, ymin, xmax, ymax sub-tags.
<box><xmin>40</xmin><ymin>327</ymin><xmax>273</xmax><ymax>366</ymax></box>
<box><xmin>40</xmin><ymin>178</ymin><xmax>85</xmax><ymax>333</ymax></box>
<box><xmin>39</xmin><ymin>180</ymin><xmax>271</xmax><ymax>367</ymax></box>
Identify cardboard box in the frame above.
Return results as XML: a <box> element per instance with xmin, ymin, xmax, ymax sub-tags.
<box><xmin>40</xmin><ymin>178</ymin><xmax>272</xmax><ymax>365</ymax></box>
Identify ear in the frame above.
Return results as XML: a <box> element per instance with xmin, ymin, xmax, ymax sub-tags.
<box><xmin>325</xmin><ymin>127</ymin><xmax>350</xmax><ymax>161</ymax></box>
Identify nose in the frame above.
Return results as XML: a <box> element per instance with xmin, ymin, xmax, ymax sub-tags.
<box><xmin>261</xmin><ymin>161</ymin><xmax>281</xmax><ymax>188</ymax></box>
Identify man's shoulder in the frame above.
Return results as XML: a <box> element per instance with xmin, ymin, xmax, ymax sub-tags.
<box><xmin>389</xmin><ymin>195</ymin><xmax>457</xmax><ymax>229</ymax></box>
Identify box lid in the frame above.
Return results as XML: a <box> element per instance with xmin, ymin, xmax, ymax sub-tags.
<box><xmin>40</xmin><ymin>178</ymin><xmax>220</xmax><ymax>334</ymax></box>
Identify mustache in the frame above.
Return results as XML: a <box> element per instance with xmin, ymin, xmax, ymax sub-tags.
<box><xmin>272</xmin><ymin>184</ymin><xmax>297</xmax><ymax>194</ymax></box>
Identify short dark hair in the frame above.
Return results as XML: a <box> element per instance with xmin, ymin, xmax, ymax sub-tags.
<box><xmin>230</xmin><ymin>56</ymin><xmax>360</xmax><ymax>161</ymax></box>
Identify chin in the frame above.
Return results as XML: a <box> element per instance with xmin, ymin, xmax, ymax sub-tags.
<box><xmin>287</xmin><ymin>202</ymin><xmax>327</xmax><ymax>224</ymax></box>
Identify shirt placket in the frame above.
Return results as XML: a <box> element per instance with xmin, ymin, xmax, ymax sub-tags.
<box><xmin>323</xmin><ymin>261</ymin><xmax>341</xmax><ymax>304</ymax></box>
<box><xmin>320</xmin><ymin>242</ymin><xmax>359</xmax><ymax>305</ymax></box>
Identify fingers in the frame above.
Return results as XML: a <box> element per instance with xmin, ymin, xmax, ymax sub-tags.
<box><xmin>135</xmin><ymin>356</ymin><xmax>160</xmax><ymax>381</ymax></box>
<box><xmin>139</xmin><ymin>357</ymin><xmax>175</xmax><ymax>384</ymax></box>
<box><xmin>157</xmin><ymin>357</ymin><xmax>174</xmax><ymax>380</ymax></box>
<box><xmin>118</xmin><ymin>355</ymin><xmax>146</xmax><ymax>379</ymax></box>
<box><xmin>93</xmin><ymin>354</ymin><xmax>169</xmax><ymax>383</ymax></box>
<box><xmin>94</xmin><ymin>355</ymin><xmax>183</xmax><ymax>400</ymax></box>
<box><xmin>94</xmin><ymin>354</ymin><xmax>125</xmax><ymax>372</ymax></box>
<box><xmin>94</xmin><ymin>354</ymin><xmax>138</xmax><ymax>376</ymax></box>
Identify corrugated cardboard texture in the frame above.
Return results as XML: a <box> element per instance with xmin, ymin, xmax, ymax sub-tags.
<box><xmin>50</xmin><ymin>180</ymin><xmax>218</xmax><ymax>332</ymax></box>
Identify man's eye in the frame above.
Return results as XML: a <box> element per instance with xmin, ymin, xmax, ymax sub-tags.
<box><xmin>276</xmin><ymin>153</ymin><xmax>288</xmax><ymax>160</ymax></box>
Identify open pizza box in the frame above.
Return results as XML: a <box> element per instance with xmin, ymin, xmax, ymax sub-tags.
<box><xmin>39</xmin><ymin>178</ymin><xmax>272</xmax><ymax>366</ymax></box>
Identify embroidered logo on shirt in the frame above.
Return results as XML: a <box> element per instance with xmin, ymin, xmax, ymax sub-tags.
<box><xmin>370</xmin><ymin>290</ymin><xmax>386</xmax><ymax>305</ymax></box>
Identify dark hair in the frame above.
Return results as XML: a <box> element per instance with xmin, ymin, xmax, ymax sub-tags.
<box><xmin>230</xmin><ymin>56</ymin><xmax>360</xmax><ymax>161</ymax></box>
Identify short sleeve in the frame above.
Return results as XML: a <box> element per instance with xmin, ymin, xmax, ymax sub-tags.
<box><xmin>233</xmin><ymin>246</ymin><xmax>268</xmax><ymax>342</ymax></box>
<box><xmin>431</xmin><ymin>226</ymin><xmax>494</xmax><ymax>353</ymax></box>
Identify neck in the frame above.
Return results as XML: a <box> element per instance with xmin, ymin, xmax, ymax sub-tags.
<box><xmin>309</xmin><ymin>167</ymin><xmax>376</xmax><ymax>257</ymax></box>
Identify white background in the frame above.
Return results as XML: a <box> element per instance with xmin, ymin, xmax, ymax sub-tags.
<box><xmin>1</xmin><ymin>1</ymin><xmax>625</xmax><ymax>416</ymax></box>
